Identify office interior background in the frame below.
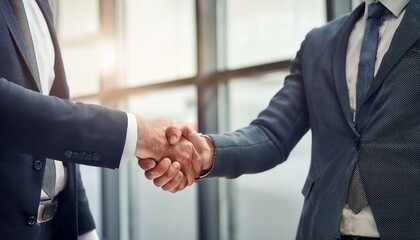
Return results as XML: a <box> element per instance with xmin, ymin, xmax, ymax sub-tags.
<box><xmin>49</xmin><ymin>0</ymin><xmax>361</xmax><ymax>239</ymax></box>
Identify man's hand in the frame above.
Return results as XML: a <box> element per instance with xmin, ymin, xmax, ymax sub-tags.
<box><xmin>138</xmin><ymin>124</ymin><xmax>215</xmax><ymax>192</ymax></box>
<box><xmin>138</xmin><ymin>158</ymin><xmax>185</xmax><ymax>192</ymax></box>
<box><xmin>166</xmin><ymin>124</ymin><xmax>214</xmax><ymax>171</ymax></box>
<box><xmin>135</xmin><ymin>117</ymin><xmax>172</xmax><ymax>159</ymax></box>
<box><xmin>135</xmin><ymin>117</ymin><xmax>203</xmax><ymax>186</ymax></box>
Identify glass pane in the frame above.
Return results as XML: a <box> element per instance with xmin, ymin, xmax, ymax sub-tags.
<box><xmin>225</xmin><ymin>0</ymin><xmax>326</xmax><ymax>69</ymax></box>
<box><xmin>122</xmin><ymin>85</ymin><xmax>198</xmax><ymax>240</ymax></box>
<box><xmin>80</xmin><ymin>165</ymin><xmax>103</xmax><ymax>237</ymax></box>
<box><xmin>57</xmin><ymin>0</ymin><xmax>100</xmax><ymax>41</ymax></box>
<box><xmin>57</xmin><ymin>0</ymin><xmax>101</xmax><ymax>97</ymax></box>
<box><xmin>122</xmin><ymin>0</ymin><xmax>196</xmax><ymax>86</ymax></box>
<box><xmin>61</xmin><ymin>44</ymin><xmax>101</xmax><ymax>97</ymax></box>
<box><xmin>352</xmin><ymin>0</ymin><xmax>363</xmax><ymax>9</ymax></box>
<box><xmin>227</xmin><ymin>72</ymin><xmax>311</xmax><ymax>239</ymax></box>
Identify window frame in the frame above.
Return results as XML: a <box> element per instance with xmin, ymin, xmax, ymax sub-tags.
<box><xmin>53</xmin><ymin>0</ymin><xmax>352</xmax><ymax>239</ymax></box>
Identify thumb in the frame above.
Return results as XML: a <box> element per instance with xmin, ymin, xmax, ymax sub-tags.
<box><xmin>166</xmin><ymin>124</ymin><xmax>189</xmax><ymax>145</ymax></box>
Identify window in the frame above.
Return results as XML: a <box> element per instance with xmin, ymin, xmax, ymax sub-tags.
<box><xmin>121</xmin><ymin>86</ymin><xmax>198</xmax><ymax>240</ymax></box>
<box><xmin>57</xmin><ymin>0</ymin><xmax>101</xmax><ymax>97</ymax></box>
<box><xmin>122</xmin><ymin>0</ymin><xmax>196</xmax><ymax>86</ymax></box>
<box><xmin>226</xmin><ymin>72</ymin><xmax>311</xmax><ymax>240</ymax></box>
<box><xmin>225</xmin><ymin>0</ymin><xmax>325</xmax><ymax>69</ymax></box>
<box><xmin>52</xmin><ymin>0</ymin><xmax>343</xmax><ymax>239</ymax></box>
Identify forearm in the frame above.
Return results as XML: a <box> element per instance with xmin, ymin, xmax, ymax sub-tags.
<box><xmin>208</xmin><ymin>125</ymin><xmax>285</xmax><ymax>178</ymax></box>
<box><xmin>0</xmin><ymin>78</ymin><xmax>127</xmax><ymax>168</ymax></box>
<box><xmin>207</xmin><ymin>51</ymin><xmax>309</xmax><ymax>178</ymax></box>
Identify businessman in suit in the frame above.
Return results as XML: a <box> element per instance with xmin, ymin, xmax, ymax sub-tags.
<box><xmin>142</xmin><ymin>0</ymin><xmax>420</xmax><ymax>239</ymax></box>
<box><xmin>0</xmin><ymin>0</ymin><xmax>200</xmax><ymax>239</ymax></box>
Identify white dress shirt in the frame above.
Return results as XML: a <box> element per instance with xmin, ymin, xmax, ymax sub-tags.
<box><xmin>22</xmin><ymin>0</ymin><xmax>138</xmax><ymax>239</ymax></box>
<box><xmin>341</xmin><ymin>0</ymin><xmax>410</xmax><ymax>236</ymax></box>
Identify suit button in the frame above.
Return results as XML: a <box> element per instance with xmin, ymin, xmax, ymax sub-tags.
<box><xmin>64</xmin><ymin>150</ymin><xmax>73</xmax><ymax>159</ymax></box>
<box><xmin>27</xmin><ymin>216</ymin><xmax>36</xmax><ymax>225</ymax></box>
<box><xmin>33</xmin><ymin>160</ymin><xmax>43</xmax><ymax>170</ymax></box>
<box><xmin>355</xmin><ymin>141</ymin><xmax>360</xmax><ymax>151</ymax></box>
<box><xmin>92</xmin><ymin>153</ymin><xmax>100</xmax><ymax>161</ymax></box>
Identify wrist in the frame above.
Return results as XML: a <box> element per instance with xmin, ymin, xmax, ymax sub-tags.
<box><xmin>199</xmin><ymin>134</ymin><xmax>215</xmax><ymax>171</ymax></box>
<box><xmin>135</xmin><ymin>116</ymin><xmax>145</xmax><ymax>156</ymax></box>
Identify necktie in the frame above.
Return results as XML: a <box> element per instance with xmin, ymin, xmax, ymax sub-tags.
<box><xmin>9</xmin><ymin>0</ymin><xmax>56</xmax><ymax>200</ymax></box>
<box><xmin>8</xmin><ymin>0</ymin><xmax>41</xmax><ymax>90</ymax></box>
<box><xmin>347</xmin><ymin>2</ymin><xmax>386</xmax><ymax>214</ymax></box>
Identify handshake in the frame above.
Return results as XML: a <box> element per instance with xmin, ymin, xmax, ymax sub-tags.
<box><xmin>135</xmin><ymin>117</ymin><xmax>215</xmax><ymax>192</ymax></box>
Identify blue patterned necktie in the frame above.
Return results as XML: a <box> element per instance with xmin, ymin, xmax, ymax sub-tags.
<box><xmin>347</xmin><ymin>2</ymin><xmax>386</xmax><ymax>214</ymax></box>
<box><xmin>355</xmin><ymin>2</ymin><xmax>387</xmax><ymax>113</ymax></box>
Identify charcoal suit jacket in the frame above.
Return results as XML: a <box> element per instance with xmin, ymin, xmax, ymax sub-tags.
<box><xmin>0</xmin><ymin>0</ymin><xmax>127</xmax><ymax>239</ymax></box>
<box><xmin>207</xmin><ymin>1</ymin><xmax>420</xmax><ymax>239</ymax></box>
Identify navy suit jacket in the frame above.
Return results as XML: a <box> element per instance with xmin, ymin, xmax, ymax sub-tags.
<box><xmin>208</xmin><ymin>1</ymin><xmax>420</xmax><ymax>239</ymax></box>
<box><xmin>0</xmin><ymin>0</ymin><xmax>127</xmax><ymax>239</ymax></box>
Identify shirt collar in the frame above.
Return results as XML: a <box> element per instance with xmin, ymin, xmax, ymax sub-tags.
<box><xmin>364</xmin><ymin>0</ymin><xmax>410</xmax><ymax>17</ymax></box>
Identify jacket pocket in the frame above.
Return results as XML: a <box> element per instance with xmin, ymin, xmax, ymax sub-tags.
<box><xmin>301</xmin><ymin>175</ymin><xmax>315</xmax><ymax>197</ymax></box>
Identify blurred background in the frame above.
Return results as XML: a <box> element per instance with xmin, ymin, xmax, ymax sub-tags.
<box><xmin>49</xmin><ymin>0</ymin><xmax>361</xmax><ymax>239</ymax></box>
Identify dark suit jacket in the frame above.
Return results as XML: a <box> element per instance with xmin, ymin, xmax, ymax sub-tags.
<box><xmin>0</xmin><ymin>0</ymin><xmax>127</xmax><ymax>239</ymax></box>
<box><xmin>208</xmin><ymin>1</ymin><xmax>420</xmax><ymax>239</ymax></box>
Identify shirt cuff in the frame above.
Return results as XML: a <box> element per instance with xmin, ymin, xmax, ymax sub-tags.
<box><xmin>78</xmin><ymin>229</ymin><xmax>99</xmax><ymax>240</ymax></box>
<box><xmin>121</xmin><ymin>112</ymin><xmax>137</xmax><ymax>163</ymax></box>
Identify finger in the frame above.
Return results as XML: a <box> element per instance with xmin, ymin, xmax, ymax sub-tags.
<box><xmin>178</xmin><ymin>139</ymin><xmax>198</xmax><ymax>186</ymax></box>
<box><xmin>176</xmin><ymin>176</ymin><xmax>189</xmax><ymax>192</ymax></box>
<box><xmin>144</xmin><ymin>158</ymin><xmax>171</xmax><ymax>180</ymax></box>
<box><xmin>183</xmin><ymin>165</ymin><xmax>196</xmax><ymax>186</ymax></box>
<box><xmin>162</xmin><ymin>171</ymin><xmax>184</xmax><ymax>192</ymax></box>
<box><xmin>181</xmin><ymin>127</ymin><xmax>206</xmax><ymax>151</ymax></box>
<box><xmin>169</xmin><ymin>125</ymin><xmax>207</xmax><ymax>175</ymax></box>
<box><xmin>182</xmin><ymin>131</ymin><xmax>212</xmax><ymax>175</ymax></box>
<box><xmin>166</xmin><ymin>124</ymin><xmax>189</xmax><ymax>145</ymax></box>
<box><xmin>185</xmin><ymin>145</ymin><xmax>201</xmax><ymax>184</ymax></box>
<box><xmin>138</xmin><ymin>158</ymin><xmax>156</xmax><ymax>171</ymax></box>
<box><xmin>153</xmin><ymin>161</ymin><xmax>181</xmax><ymax>187</ymax></box>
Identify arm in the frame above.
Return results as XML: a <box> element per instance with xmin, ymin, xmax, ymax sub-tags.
<box><xmin>0</xmin><ymin>78</ymin><xmax>200</xmax><ymax>185</ymax></box>
<box><xmin>200</xmin><ymin>48</ymin><xmax>309</xmax><ymax>178</ymax></box>
<box><xmin>140</xmin><ymin>46</ymin><xmax>310</xmax><ymax>189</ymax></box>
<box><xmin>0</xmin><ymin>78</ymin><xmax>126</xmax><ymax>168</ymax></box>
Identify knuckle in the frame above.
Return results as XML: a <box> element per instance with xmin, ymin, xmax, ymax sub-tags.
<box><xmin>165</xmin><ymin>170</ymin><xmax>176</xmax><ymax>179</ymax></box>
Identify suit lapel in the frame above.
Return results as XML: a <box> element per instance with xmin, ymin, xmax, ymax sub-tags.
<box><xmin>35</xmin><ymin>0</ymin><xmax>54</xmax><ymax>30</ymax></box>
<box><xmin>332</xmin><ymin>3</ymin><xmax>365</xmax><ymax>130</ymax></box>
<box><xmin>35</xmin><ymin>0</ymin><xmax>69</xmax><ymax>99</ymax></box>
<box><xmin>0</xmin><ymin>0</ymin><xmax>41</xmax><ymax>92</ymax></box>
<box><xmin>367</xmin><ymin>0</ymin><xmax>420</xmax><ymax>99</ymax></box>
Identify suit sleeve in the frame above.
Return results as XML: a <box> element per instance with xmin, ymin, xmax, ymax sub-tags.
<box><xmin>207</xmin><ymin>44</ymin><xmax>310</xmax><ymax>179</ymax></box>
<box><xmin>0</xmin><ymin>78</ymin><xmax>127</xmax><ymax>169</ymax></box>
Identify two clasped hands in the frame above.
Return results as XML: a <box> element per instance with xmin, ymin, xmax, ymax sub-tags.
<box><xmin>135</xmin><ymin>117</ymin><xmax>214</xmax><ymax>192</ymax></box>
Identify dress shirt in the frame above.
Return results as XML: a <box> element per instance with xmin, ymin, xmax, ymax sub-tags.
<box><xmin>340</xmin><ymin>0</ymin><xmax>410</xmax><ymax>236</ymax></box>
<box><xmin>23</xmin><ymin>0</ymin><xmax>137</xmax><ymax>239</ymax></box>
<box><xmin>23</xmin><ymin>0</ymin><xmax>66</xmax><ymax>202</ymax></box>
